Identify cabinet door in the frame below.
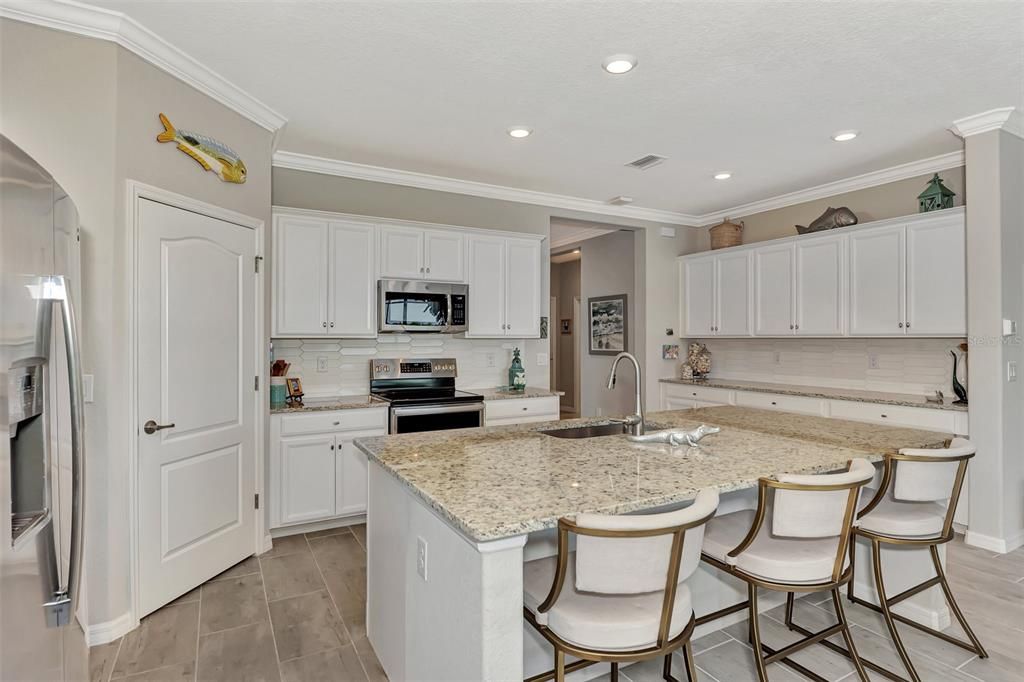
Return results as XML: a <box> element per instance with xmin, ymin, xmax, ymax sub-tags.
<box><xmin>466</xmin><ymin>236</ymin><xmax>506</xmax><ymax>336</ymax></box>
<box><xmin>336</xmin><ymin>437</ymin><xmax>370</xmax><ymax>516</ymax></box>
<box><xmin>328</xmin><ymin>221</ymin><xmax>376</xmax><ymax>337</ymax></box>
<box><xmin>273</xmin><ymin>217</ymin><xmax>328</xmax><ymax>335</ymax></box>
<box><xmin>681</xmin><ymin>256</ymin><xmax>715</xmax><ymax>336</ymax></box>
<box><xmin>423</xmin><ymin>230</ymin><xmax>465</xmax><ymax>282</ymax></box>
<box><xmin>906</xmin><ymin>215</ymin><xmax>965</xmax><ymax>335</ymax></box>
<box><xmin>849</xmin><ymin>226</ymin><xmax>905</xmax><ymax>335</ymax></box>
<box><xmin>754</xmin><ymin>244</ymin><xmax>795</xmax><ymax>336</ymax></box>
<box><xmin>715</xmin><ymin>251</ymin><xmax>752</xmax><ymax>336</ymax></box>
<box><xmin>379</xmin><ymin>225</ymin><xmax>424</xmax><ymax>279</ymax></box>
<box><xmin>278</xmin><ymin>434</ymin><xmax>336</xmax><ymax>525</ymax></box>
<box><xmin>795</xmin><ymin>235</ymin><xmax>845</xmax><ymax>336</ymax></box>
<box><xmin>505</xmin><ymin>238</ymin><xmax>541</xmax><ymax>337</ymax></box>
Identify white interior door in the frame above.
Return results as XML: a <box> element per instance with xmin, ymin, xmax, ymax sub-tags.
<box><xmin>137</xmin><ymin>198</ymin><xmax>256</xmax><ymax>616</ymax></box>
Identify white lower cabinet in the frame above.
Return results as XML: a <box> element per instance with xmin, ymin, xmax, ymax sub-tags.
<box><xmin>660</xmin><ymin>383</ymin><xmax>734</xmax><ymax>410</ymax></box>
<box><xmin>270</xmin><ymin>407</ymin><xmax>388</xmax><ymax>528</ymax></box>
<box><xmin>484</xmin><ymin>396</ymin><xmax>560</xmax><ymax>426</ymax></box>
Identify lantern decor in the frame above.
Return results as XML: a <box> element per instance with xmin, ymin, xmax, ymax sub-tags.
<box><xmin>918</xmin><ymin>173</ymin><xmax>955</xmax><ymax>213</ymax></box>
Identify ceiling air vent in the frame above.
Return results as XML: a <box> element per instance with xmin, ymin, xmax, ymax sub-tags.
<box><xmin>625</xmin><ymin>154</ymin><xmax>667</xmax><ymax>170</ymax></box>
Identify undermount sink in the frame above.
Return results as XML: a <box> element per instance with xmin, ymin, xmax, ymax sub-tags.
<box><xmin>539</xmin><ymin>423</ymin><xmax>629</xmax><ymax>439</ymax></box>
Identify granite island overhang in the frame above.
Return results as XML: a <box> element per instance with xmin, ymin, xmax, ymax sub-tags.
<box><xmin>354</xmin><ymin>407</ymin><xmax>953</xmax><ymax>681</ymax></box>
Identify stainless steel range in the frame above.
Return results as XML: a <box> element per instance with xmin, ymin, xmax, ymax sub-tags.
<box><xmin>369</xmin><ymin>358</ymin><xmax>484</xmax><ymax>434</ymax></box>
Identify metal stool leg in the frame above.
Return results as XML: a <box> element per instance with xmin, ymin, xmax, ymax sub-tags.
<box><xmin>610</xmin><ymin>661</ymin><xmax>619</xmax><ymax>681</ymax></box>
<box><xmin>847</xmin><ymin>534</ymin><xmax>858</xmax><ymax>602</ymax></box>
<box><xmin>554</xmin><ymin>649</ymin><xmax>566</xmax><ymax>682</ymax></box>
<box><xmin>832</xmin><ymin>587</ymin><xmax>870</xmax><ymax>682</ymax></box>
<box><xmin>871</xmin><ymin>539</ymin><xmax>921</xmax><ymax>682</ymax></box>
<box><xmin>748</xmin><ymin>583</ymin><xmax>770</xmax><ymax>682</ymax></box>
<box><xmin>784</xmin><ymin>591</ymin><xmax>795</xmax><ymax>630</ymax></box>
<box><xmin>930</xmin><ymin>545</ymin><xmax>989</xmax><ymax>658</ymax></box>
<box><xmin>681</xmin><ymin>640</ymin><xmax>698</xmax><ymax>682</ymax></box>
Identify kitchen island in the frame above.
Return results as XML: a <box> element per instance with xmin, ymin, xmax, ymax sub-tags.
<box><xmin>354</xmin><ymin>407</ymin><xmax>952</xmax><ymax>681</ymax></box>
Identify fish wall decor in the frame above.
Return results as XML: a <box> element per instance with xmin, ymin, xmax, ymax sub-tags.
<box><xmin>156</xmin><ymin>113</ymin><xmax>247</xmax><ymax>183</ymax></box>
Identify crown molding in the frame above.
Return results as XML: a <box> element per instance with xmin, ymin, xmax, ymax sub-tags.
<box><xmin>950</xmin><ymin>107</ymin><xmax>1024</xmax><ymax>140</ymax></box>
<box><xmin>272</xmin><ymin>150</ymin><xmax>703</xmax><ymax>226</ymax></box>
<box><xmin>696</xmin><ymin>150</ymin><xmax>965</xmax><ymax>225</ymax></box>
<box><xmin>0</xmin><ymin>0</ymin><xmax>287</xmax><ymax>133</ymax></box>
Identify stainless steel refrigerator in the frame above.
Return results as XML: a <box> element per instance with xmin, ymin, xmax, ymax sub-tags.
<box><xmin>1</xmin><ymin>134</ymin><xmax>88</xmax><ymax>680</ymax></box>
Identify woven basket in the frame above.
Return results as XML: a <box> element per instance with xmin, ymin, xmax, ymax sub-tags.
<box><xmin>709</xmin><ymin>219</ymin><xmax>743</xmax><ymax>250</ymax></box>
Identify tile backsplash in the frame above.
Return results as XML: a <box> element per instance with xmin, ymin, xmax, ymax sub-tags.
<box><xmin>272</xmin><ymin>336</ymin><xmax>549</xmax><ymax>397</ymax></box>
<box><xmin>686</xmin><ymin>338</ymin><xmax>966</xmax><ymax>396</ymax></box>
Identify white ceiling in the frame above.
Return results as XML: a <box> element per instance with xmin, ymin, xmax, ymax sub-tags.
<box><xmin>91</xmin><ymin>1</ymin><xmax>1023</xmax><ymax>215</ymax></box>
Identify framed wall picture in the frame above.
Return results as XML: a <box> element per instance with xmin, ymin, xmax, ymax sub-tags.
<box><xmin>560</xmin><ymin>319</ymin><xmax>572</xmax><ymax>334</ymax></box>
<box><xmin>588</xmin><ymin>294</ymin><xmax>628</xmax><ymax>355</ymax></box>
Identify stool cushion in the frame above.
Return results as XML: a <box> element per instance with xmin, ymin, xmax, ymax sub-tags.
<box><xmin>858</xmin><ymin>489</ymin><xmax>946</xmax><ymax>538</ymax></box>
<box><xmin>703</xmin><ymin>510</ymin><xmax>846</xmax><ymax>584</ymax></box>
<box><xmin>523</xmin><ymin>553</ymin><xmax>693</xmax><ymax>651</ymax></box>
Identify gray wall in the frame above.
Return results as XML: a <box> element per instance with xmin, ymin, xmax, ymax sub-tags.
<box><xmin>725</xmin><ymin>168</ymin><xmax>966</xmax><ymax>244</ymax></box>
<box><xmin>550</xmin><ymin>259</ymin><xmax>581</xmax><ymax>411</ymax></box>
<box><xmin>1</xmin><ymin>18</ymin><xmax>274</xmax><ymax>627</ymax></box>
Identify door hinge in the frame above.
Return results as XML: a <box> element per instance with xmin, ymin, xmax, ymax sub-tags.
<box><xmin>254</xmin><ymin>375</ymin><xmax>259</xmax><ymax>391</ymax></box>
<box><xmin>254</xmin><ymin>493</ymin><xmax>260</xmax><ymax>509</ymax></box>
<box><xmin>254</xmin><ymin>255</ymin><xmax>263</xmax><ymax>273</ymax></box>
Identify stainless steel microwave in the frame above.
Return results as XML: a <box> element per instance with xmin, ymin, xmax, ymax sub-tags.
<box><xmin>378</xmin><ymin>280</ymin><xmax>468</xmax><ymax>333</ymax></box>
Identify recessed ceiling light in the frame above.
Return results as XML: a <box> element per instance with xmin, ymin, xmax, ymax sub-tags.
<box><xmin>573</xmin><ymin>250</ymin><xmax>580</xmax><ymax>254</ymax></box>
<box><xmin>832</xmin><ymin>130</ymin><xmax>859</xmax><ymax>142</ymax></box>
<box><xmin>602</xmin><ymin>54</ymin><xmax>637</xmax><ymax>74</ymax></box>
<box><xmin>507</xmin><ymin>127</ymin><xmax>532</xmax><ymax>138</ymax></box>
<box><xmin>713</xmin><ymin>172</ymin><xmax>732</xmax><ymax>180</ymax></box>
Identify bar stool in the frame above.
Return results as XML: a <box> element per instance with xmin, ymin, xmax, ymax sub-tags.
<box><xmin>843</xmin><ymin>437</ymin><xmax>986</xmax><ymax>682</ymax></box>
<box><xmin>522</xmin><ymin>488</ymin><xmax>719</xmax><ymax>682</ymax></box>
<box><xmin>699</xmin><ymin>459</ymin><xmax>875</xmax><ymax>682</ymax></box>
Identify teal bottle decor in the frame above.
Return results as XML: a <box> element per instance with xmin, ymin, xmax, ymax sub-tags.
<box><xmin>508</xmin><ymin>347</ymin><xmax>526</xmax><ymax>392</ymax></box>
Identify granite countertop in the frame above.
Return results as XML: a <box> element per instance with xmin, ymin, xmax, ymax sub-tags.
<box><xmin>659</xmin><ymin>378</ymin><xmax>967</xmax><ymax>412</ymax></box>
<box><xmin>354</xmin><ymin>406</ymin><xmax>951</xmax><ymax>542</ymax></box>
<box><xmin>472</xmin><ymin>387</ymin><xmax>563</xmax><ymax>401</ymax></box>
<box><xmin>270</xmin><ymin>394</ymin><xmax>388</xmax><ymax>414</ymax></box>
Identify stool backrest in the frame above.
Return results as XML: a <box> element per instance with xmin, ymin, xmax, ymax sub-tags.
<box><xmin>573</xmin><ymin>488</ymin><xmax>719</xmax><ymax>594</ymax></box>
<box><xmin>894</xmin><ymin>437</ymin><xmax>974</xmax><ymax>502</ymax></box>
<box><xmin>772</xmin><ymin>458</ymin><xmax>876</xmax><ymax>538</ymax></box>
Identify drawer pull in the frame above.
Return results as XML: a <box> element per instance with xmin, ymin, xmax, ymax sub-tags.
<box><xmin>522</xmin><ymin>406</ymin><xmax>528</xmax><ymax>411</ymax></box>
<box><xmin>333</xmin><ymin>421</ymin><xmax>340</xmax><ymax>426</ymax></box>
<box><xmin>771</xmin><ymin>401</ymin><xmax>777</xmax><ymax>405</ymax></box>
<box><xmin>881</xmin><ymin>414</ymin><xmax>888</xmax><ymax>418</ymax></box>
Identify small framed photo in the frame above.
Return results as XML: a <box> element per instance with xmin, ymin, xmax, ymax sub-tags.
<box><xmin>662</xmin><ymin>344</ymin><xmax>679</xmax><ymax>360</ymax></box>
<box><xmin>588</xmin><ymin>294</ymin><xmax>627</xmax><ymax>355</ymax></box>
<box><xmin>560</xmin><ymin>319</ymin><xmax>572</xmax><ymax>334</ymax></box>
<box><xmin>285</xmin><ymin>377</ymin><xmax>304</xmax><ymax>405</ymax></box>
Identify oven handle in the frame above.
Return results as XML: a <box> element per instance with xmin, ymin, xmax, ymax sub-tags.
<box><xmin>390</xmin><ymin>402</ymin><xmax>485</xmax><ymax>432</ymax></box>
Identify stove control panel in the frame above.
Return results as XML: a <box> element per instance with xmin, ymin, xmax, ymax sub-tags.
<box><xmin>370</xmin><ymin>358</ymin><xmax>458</xmax><ymax>379</ymax></box>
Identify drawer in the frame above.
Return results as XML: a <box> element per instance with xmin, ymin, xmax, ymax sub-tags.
<box><xmin>827</xmin><ymin>400</ymin><xmax>957</xmax><ymax>432</ymax></box>
<box><xmin>485</xmin><ymin>396</ymin><xmax>560</xmax><ymax>423</ymax></box>
<box><xmin>734</xmin><ymin>391</ymin><xmax>825</xmax><ymax>416</ymax></box>
<box><xmin>662</xmin><ymin>383</ymin><xmax>735</xmax><ymax>406</ymax></box>
<box><xmin>277</xmin><ymin>407</ymin><xmax>388</xmax><ymax>437</ymax></box>
<box><xmin>664</xmin><ymin>397</ymin><xmax>724</xmax><ymax>410</ymax></box>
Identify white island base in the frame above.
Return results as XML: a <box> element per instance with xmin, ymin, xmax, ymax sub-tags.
<box><xmin>366</xmin><ymin>463</ymin><xmax>950</xmax><ymax>682</ymax></box>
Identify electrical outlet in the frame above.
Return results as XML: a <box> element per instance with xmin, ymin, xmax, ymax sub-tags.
<box><xmin>868</xmin><ymin>354</ymin><xmax>879</xmax><ymax>370</ymax></box>
<box><xmin>416</xmin><ymin>537</ymin><xmax>428</xmax><ymax>581</ymax></box>
<box><xmin>485</xmin><ymin>353</ymin><xmax>496</xmax><ymax>368</ymax></box>
<box><xmin>317</xmin><ymin>356</ymin><xmax>329</xmax><ymax>373</ymax></box>
<box><xmin>536</xmin><ymin>352</ymin><xmax>549</xmax><ymax>366</ymax></box>
<box><xmin>1009</xmin><ymin>361</ymin><xmax>1018</xmax><ymax>382</ymax></box>
<box><xmin>773</xmin><ymin>352</ymin><xmax>781</xmax><ymax>365</ymax></box>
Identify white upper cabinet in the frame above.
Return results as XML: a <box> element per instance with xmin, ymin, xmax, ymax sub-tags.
<box><xmin>754</xmin><ymin>244</ymin><xmax>795</xmax><ymax>336</ymax></box>
<box><xmin>379</xmin><ymin>225</ymin><xmax>425</xmax><ymax>279</ymax></box>
<box><xmin>505</xmin><ymin>238</ymin><xmax>542</xmax><ymax>337</ymax></box>
<box><xmin>273</xmin><ymin>216</ymin><xmax>328</xmax><ymax>336</ymax></box>
<box><xmin>795</xmin><ymin>234</ymin><xmax>845</xmax><ymax>336</ymax></box>
<box><xmin>422</xmin><ymin>230</ymin><xmax>465</xmax><ymax>281</ymax></box>
<box><xmin>715</xmin><ymin>251</ymin><xmax>752</xmax><ymax>336</ymax></box>
<box><xmin>849</xmin><ymin>225</ymin><xmax>906</xmax><ymax>335</ymax></box>
<box><xmin>677</xmin><ymin>208</ymin><xmax>964</xmax><ymax>339</ymax></box>
<box><xmin>681</xmin><ymin>255</ymin><xmax>716</xmax><ymax>336</ymax></box>
<box><xmin>328</xmin><ymin>221</ymin><xmax>376</xmax><ymax>337</ymax></box>
<box><xmin>467</xmin><ymin>234</ymin><xmax>542</xmax><ymax>338</ymax></box>
<box><xmin>379</xmin><ymin>225</ymin><xmax>465</xmax><ymax>281</ymax></box>
<box><xmin>906</xmin><ymin>214</ymin><xmax>966</xmax><ymax>335</ymax></box>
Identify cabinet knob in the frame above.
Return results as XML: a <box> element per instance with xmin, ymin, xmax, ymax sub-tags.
<box><xmin>323</xmin><ymin>321</ymin><xmax>327</xmax><ymax>328</ymax></box>
<box><xmin>522</xmin><ymin>407</ymin><xmax>528</xmax><ymax>411</ymax></box>
<box><xmin>426</xmin><ymin>267</ymin><xmax>431</xmax><ymax>273</ymax></box>
<box><xmin>329</xmin><ymin>322</ymin><xmax>335</xmax><ymax>328</ymax></box>
<box><xmin>899</xmin><ymin>322</ymin><xmax>904</xmax><ymax>328</ymax></box>
<box><xmin>881</xmin><ymin>414</ymin><xmax>888</xmax><ymax>418</ymax></box>
<box><xmin>790</xmin><ymin>324</ymin><xmax>794</xmax><ymax>330</ymax></box>
<box><xmin>795</xmin><ymin>324</ymin><xmax>799</xmax><ymax>330</ymax></box>
<box><xmin>330</xmin><ymin>444</ymin><xmax>335</xmax><ymax>450</ymax></box>
<box><xmin>420</xmin><ymin>267</ymin><xmax>424</xmax><ymax>273</ymax></box>
<box><xmin>905</xmin><ymin>322</ymin><xmax>910</xmax><ymax>329</ymax></box>
<box><xmin>771</xmin><ymin>401</ymin><xmax>777</xmax><ymax>405</ymax></box>
<box><xmin>333</xmin><ymin>421</ymin><xmax>340</xmax><ymax>426</ymax></box>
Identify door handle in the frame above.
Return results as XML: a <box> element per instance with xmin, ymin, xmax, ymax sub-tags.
<box><xmin>144</xmin><ymin>420</ymin><xmax>176</xmax><ymax>434</ymax></box>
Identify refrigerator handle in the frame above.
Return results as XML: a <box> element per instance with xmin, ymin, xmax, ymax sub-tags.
<box><xmin>42</xmin><ymin>276</ymin><xmax>85</xmax><ymax>628</ymax></box>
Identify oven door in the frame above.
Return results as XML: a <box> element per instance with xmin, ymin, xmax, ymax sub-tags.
<box><xmin>390</xmin><ymin>403</ymin><xmax>484</xmax><ymax>434</ymax></box>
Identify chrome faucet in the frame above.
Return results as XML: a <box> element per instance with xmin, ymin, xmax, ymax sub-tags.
<box><xmin>606</xmin><ymin>352</ymin><xmax>645</xmax><ymax>436</ymax></box>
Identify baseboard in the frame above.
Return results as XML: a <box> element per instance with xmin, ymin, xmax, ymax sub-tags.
<box><xmin>85</xmin><ymin>611</ymin><xmax>136</xmax><ymax>647</ymax></box>
<box><xmin>268</xmin><ymin>514</ymin><xmax>366</xmax><ymax>541</ymax></box>
<box><xmin>965</xmin><ymin>529</ymin><xmax>1024</xmax><ymax>554</ymax></box>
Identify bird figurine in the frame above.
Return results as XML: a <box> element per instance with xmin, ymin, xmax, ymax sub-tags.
<box><xmin>951</xmin><ymin>350</ymin><xmax>968</xmax><ymax>405</ymax></box>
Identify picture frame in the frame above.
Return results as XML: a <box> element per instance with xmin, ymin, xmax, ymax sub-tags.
<box><xmin>285</xmin><ymin>377</ymin><xmax>304</xmax><ymax>405</ymax></box>
<box><xmin>560</xmin><ymin>319</ymin><xmax>572</xmax><ymax>334</ymax></box>
<box><xmin>588</xmin><ymin>294</ymin><xmax>628</xmax><ymax>356</ymax></box>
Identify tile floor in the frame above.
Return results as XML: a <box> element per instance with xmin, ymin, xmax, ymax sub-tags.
<box><xmin>90</xmin><ymin>532</ymin><xmax>1022</xmax><ymax>682</ymax></box>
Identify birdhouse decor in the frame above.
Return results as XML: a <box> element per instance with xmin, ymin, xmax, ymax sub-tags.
<box><xmin>918</xmin><ymin>173</ymin><xmax>955</xmax><ymax>213</ymax></box>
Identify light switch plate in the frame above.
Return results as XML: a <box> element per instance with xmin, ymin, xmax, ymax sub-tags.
<box><xmin>868</xmin><ymin>354</ymin><xmax>880</xmax><ymax>370</ymax></box>
<box><xmin>485</xmin><ymin>353</ymin><xmax>496</xmax><ymax>368</ymax></box>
